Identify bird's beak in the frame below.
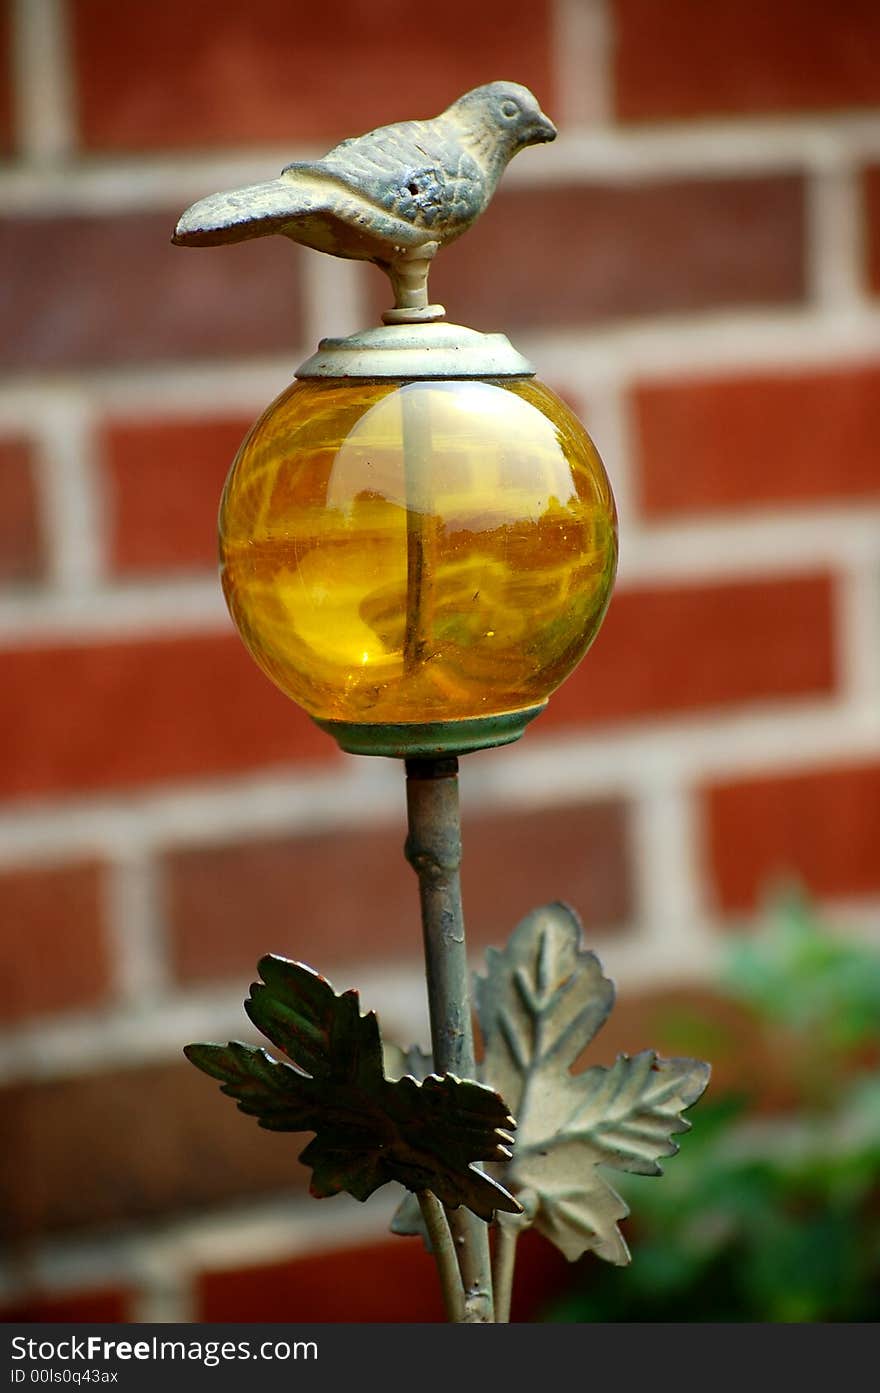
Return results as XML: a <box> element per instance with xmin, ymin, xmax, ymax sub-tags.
<box><xmin>172</xmin><ymin>179</ymin><xmax>298</xmax><ymax>246</ymax></box>
<box><xmin>529</xmin><ymin>113</ymin><xmax>558</xmax><ymax>145</ymax></box>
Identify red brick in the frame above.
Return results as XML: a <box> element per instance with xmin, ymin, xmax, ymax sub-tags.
<box><xmin>544</xmin><ymin>573</ymin><xmax>835</xmax><ymax>731</ymax></box>
<box><xmin>0</xmin><ymin>1</ymin><xmax>12</xmax><ymax>154</ymax></box>
<box><xmin>0</xmin><ymin>438</ymin><xmax>44</xmax><ymax>581</ymax></box>
<box><xmin>0</xmin><ymin>633</ymin><xmax>334</xmax><ymax>800</ymax></box>
<box><xmin>704</xmin><ymin>762</ymin><xmax>880</xmax><ymax>912</ymax></box>
<box><xmin>633</xmin><ymin>364</ymin><xmax>880</xmax><ymax>517</ymax></box>
<box><xmin>0</xmin><ymin>861</ymin><xmax>110</xmax><ymax>1024</ymax></box>
<box><xmin>613</xmin><ymin>0</ymin><xmax>880</xmax><ymax>121</ymax></box>
<box><xmin>866</xmin><ymin>167</ymin><xmax>880</xmax><ymax>297</ymax></box>
<box><xmin>0</xmin><ymin>1289</ymin><xmax>129</xmax><ymax>1323</ymax></box>
<box><xmin>0</xmin><ymin>1059</ymin><xmax>309</xmax><ymax>1239</ymax></box>
<box><xmin>200</xmin><ymin>1237</ymin><xmax>444</xmax><ymax>1323</ymax></box>
<box><xmin>167</xmin><ymin>799</ymin><xmax>632</xmax><ymax>987</ymax></box>
<box><xmin>375</xmin><ymin>177</ymin><xmax>806</xmax><ymax>330</ymax></box>
<box><xmin>197</xmin><ymin>1228</ymin><xmax>570</xmax><ymax>1322</ymax></box>
<box><xmin>103</xmin><ymin>416</ymin><xmax>253</xmax><ymax>574</ymax></box>
<box><xmin>0</xmin><ymin>212</ymin><xmax>303</xmax><ymax>372</ymax></box>
<box><xmin>72</xmin><ymin>0</ymin><xmax>553</xmax><ymax>152</ymax></box>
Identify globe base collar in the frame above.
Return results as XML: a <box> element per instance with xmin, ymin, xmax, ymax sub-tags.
<box><xmin>311</xmin><ymin>704</ymin><xmax>548</xmax><ymax>758</ymax></box>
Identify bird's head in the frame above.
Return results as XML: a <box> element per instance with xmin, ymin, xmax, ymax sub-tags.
<box><xmin>450</xmin><ymin>82</ymin><xmax>557</xmax><ymax>163</ymax></box>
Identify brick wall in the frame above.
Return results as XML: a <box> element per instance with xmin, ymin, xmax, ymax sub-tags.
<box><xmin>2</xmin><ymin>0</ymin><xmax>880</xmax><ymax>1322</ymax></box>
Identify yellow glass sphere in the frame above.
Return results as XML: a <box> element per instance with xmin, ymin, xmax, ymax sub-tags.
<box><xmin>219</xmin><ymin>376</ymin><xmax>617</xmax><ymax>726</ymax></box>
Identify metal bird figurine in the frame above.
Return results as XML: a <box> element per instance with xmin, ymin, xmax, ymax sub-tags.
<box><xmin>173</xmin><ymin>81</ymin><xmax>556</xmax><ymax>318</ymax></box>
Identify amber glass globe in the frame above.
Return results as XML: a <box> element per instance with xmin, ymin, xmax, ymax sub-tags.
<box><xmin>219</xmin><ymin>376</ymin><xmax>617</xmax><ymax>726</ymax></box>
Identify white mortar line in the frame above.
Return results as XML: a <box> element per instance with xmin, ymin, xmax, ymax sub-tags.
<box><xmin>1</xmin><ymin>814</ymin><xmax>877</xmax><ymax>1083</ymax></box>
<box><xmin>465</xmin><ymin>696</ymin><xmax>880</xmax><ymax>805</ymax></box>
<box><xmin>301</xmin><ymin>248</ymin><xmax>371</xmax><ymax>349</ymax></box>
<box><xmin>2</xmin><ymin>308</ymin><xmax>880</xmax><ymax>416</ymax></box>
<box><xmin>146</xmin><ymin>1189</ymin><xmax>398</xmax><ymax>1280</ymax></box>
<box><xmin>61</xmin><ymin>359</ymin><xmax>298</xmax><ymax>419</ymax></box>
<box><xmin>618</xmin><ymin>506</ymin><xmax>880</xmax><ymax>585</ymax></box>
<box><xmin>0</xmin><ymin>1192</ymin><xmax>398</xmax><ymax>1315</ymax></box>
<box><xmin>569</xmin><ymin>118</ymin><xmax>880</xmax><ymax>177</ymax></box>
<box><xmin>0</xmin><ymin>486</ymin><xmax>875</xmax><ymax>648</ymax></box>
<box><xmin>555</xmin><ymin>0</ymin><xmax>613</xmax><ymax>128</ymax></box>
<box><xmin>31</xmin><ymin>392</ymin><xmax>106</xmax><ymax>589</ymax></box>
<box><xmin>602</xmin><ymin>893</ymin><xmax>880</xmax><ymax>994</ymax></box>
<box><xmin>0</xmin><ymin>957</ymin><xmax>431</xmax><ymax>1086</ymax></box>
<box><xmin>0</xmin><ymin>687</ymin><xmax>878</xmax><ymax>871</ymax></box>
<box><xmin>0</xmin><ymin>1230</ymin><xmax>145</xmax><ymax>1309</ymax></box>
<box><xmin>2</xmin><ymin>879</ymin><xmax>876</xmax><ymax>1090</ymax></box>
<box><xmin>838</xmin><ymin>559</ymin><xmax>880</xmax><ymax>706</ymax></box>
<box><xmin>630</xmin><ymin>784</ymin><xmax>710</xmax><ymax>950</ymax></box>
<box><xmin>104</xmin><ymin>854</ymin><xmax>173</xmax><ymax>1006</ymax></box>
<box><xmin>10</xmin><ymin>0</ymin><xmax>75</xmax><ymax>164</ymax></box>
<box><xmin>803</xmin><ymin>898</ymin><xmax>880</xmax><ymax>941</ymax></box>
<box><xmin>808</xmin><ymin>159</ymin><xmax>865</xmax><ymax>310</ymax></box>
<box><xmin>128</xmin><ymin>1254</ymin><xmax>195</xmax><ymax>1325</ymax></box>
<box><xmin>593</xmin><ymin>924</ymin><xmax>722</xmax><ymax>993</ymax></box>
<box><xmin>0</xmin><ymin>578</ymin><xmax>228</xmax><ymax>643</ymax></box>
<box><xmin>0</xmin><ymin>984</ymin><xmax>248</xmax><ymax>1085</ymax></box>
<box><xmin>4</xmin><ymin>114</ymin><xmax>880</xmax><ymax>214</ymax></box>
<box><xmin>518</xmin><ymin>306</ymin><xmax>880</xmax><ymax>386</ymax></box>
<box><xmin>4</xmin><ymin>887</ymin><xmax>879</xmax><ymax>1093</ymax></box>
<box><xmin>581</xmin><ymin>378</ymin><xmax>637</xmax><ymax>538</ymax></box>
<box><xmin>505</xmin><ymin>115</ymin><xmax>880</xmax><ymax>183</ymax></box>
<box><xmin>0</xmin><ymin>485</ymin><xmax>875</xmax><ymax>642</ymax></box>
<box><xmin>0</xmin><ymin>760</ymin><xmax>399</xmax><ymax>864</ymax></box>
<box><xmin>0</xmin><ymin>149</ymin><xmax>320</xmax><ymax>216</ymax></box>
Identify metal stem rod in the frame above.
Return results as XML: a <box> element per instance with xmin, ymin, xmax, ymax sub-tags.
<box><xmin>491</xmin><ymin>1214</ymin><xmax>523</xmax><ymax>1323</ymax></box>
<box><xmin>417</xmin><ymin>1191</ymin><xmax>466</xmax><ymax>1322</ymax></box>
<box><xmin>404</xmin><ymin>756</ymin><xmax>495</xmax><ymax>1323</ymax></box>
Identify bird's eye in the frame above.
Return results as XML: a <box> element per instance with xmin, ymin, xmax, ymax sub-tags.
<box><xmin>501</xmin><ymin>100</ymin><xmax>519</xmax><ymax>119</ymax></box>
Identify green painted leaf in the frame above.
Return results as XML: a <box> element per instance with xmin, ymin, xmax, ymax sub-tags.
<box><xmin>186</xmin><ymin>957</ymin><xmax>520</xmax><ymax>1222</ymax></box>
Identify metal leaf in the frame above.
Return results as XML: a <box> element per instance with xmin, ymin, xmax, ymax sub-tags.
<box><xmin>475</xmin><ymin>905</ymin><xmax>710</xmax><ymax>1264</ymax></box>
<box><xmin>508</xmin><ymin>1053</ymin><xmax>711</xmax><ymax>1264</ymax></box>
<box><xmin>476</xmin><ymin>901</ymin><xmax>616</xmax><ymax>1117</ymax></box>
<box><xmin>385</xmin><ymin>1043</ymin><xmax>436</xmax><ymax>1247</ymax></box>
<box><xmin>390</xmin><ymin>1191</ymin><xmax>430</xmax><ymax>1244</ymax></box>
<box><xmin>186</xmin><ymin>957</ymin><xmax>521</xmax><ymax>1221</ymax></box>
<box><xmin>245</xmin><ymin>954</ymin><xmax>381</xmax><ymax>1083</ymax></box>
<box><xmin>383</xmin><ymin>1042</ymin><xmax>434</xmax><ymax>1084</ymax></box>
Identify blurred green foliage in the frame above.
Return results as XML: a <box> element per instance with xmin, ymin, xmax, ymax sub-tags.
<box><xmin>546</xmin><ymin>893</ymin><xmax>880</xmax><ymax>1321</ymax></box>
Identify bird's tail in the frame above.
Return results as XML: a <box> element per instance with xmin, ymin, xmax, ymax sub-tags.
<box><xmin>172</xmin><ymin>177</ymin><xmax>318</xmax><ymax>247</ymax></box>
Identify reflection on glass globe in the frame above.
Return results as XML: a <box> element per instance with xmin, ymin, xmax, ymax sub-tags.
<box><xmin>219</xmin><ymin>376</ymin><xmax>617</xmax><ymax>725</ymax></box>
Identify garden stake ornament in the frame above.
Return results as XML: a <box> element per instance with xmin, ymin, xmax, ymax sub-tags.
<box><xmin>175</xmin><ymin>81</ymin><xmax>710</xmax><ymax>1324</ymax></box>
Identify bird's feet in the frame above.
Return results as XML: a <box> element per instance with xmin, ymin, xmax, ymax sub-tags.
<box><xmin>381</xmin><ymin>243</ymin><xmax>445</xmax><ymax>324</ymax></box>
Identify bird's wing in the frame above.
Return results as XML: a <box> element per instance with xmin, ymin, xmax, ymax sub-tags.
<box><xmin>172</xmin><ymin>176</ymin><xmax>325</xmax><ymax>246</ymax></box>
<box><xmin>287</xmin><ymin>117</ymin><xmax>486</xmax><ymax>235</ymax></box>
<box><xmin>173</xmin><ymin>116</ymin><xmax>486</xmax><ymax>254</ymax></box>
<box><xmin>172</xmin><ymin>169</ymin><xmax>430</xmax><ymax>256</ymax></box>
